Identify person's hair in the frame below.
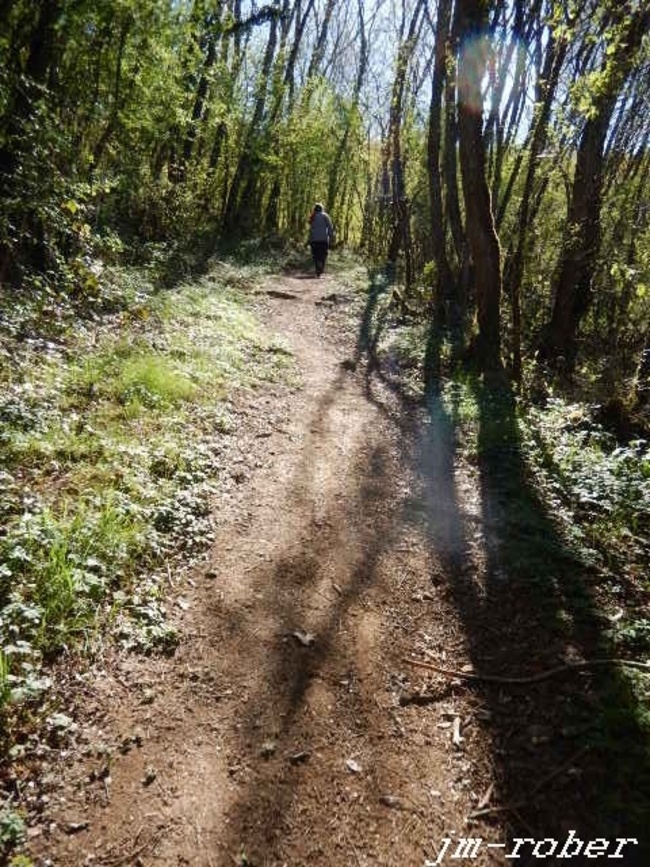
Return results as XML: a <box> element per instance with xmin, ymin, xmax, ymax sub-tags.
<box><xmin>314</xmin><ymin>203</ymin><xmax>323</xmax><ymax>212</ymax></box>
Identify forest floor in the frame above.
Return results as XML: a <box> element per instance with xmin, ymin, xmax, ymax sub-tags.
<box><xmin>20</xmin><ymin>262</ymin><xmax>649</xmax><ymax>866</ymax></box>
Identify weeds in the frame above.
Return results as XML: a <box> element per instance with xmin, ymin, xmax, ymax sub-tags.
<box><xmin>0</xmin><ymin>809</ymin><xmax>26</xmax><ymax>853</ymax></box>
<box><xmin>0</xmin><ymin>259</ymin><xmax>294</xmax><ymax>724</ymax></box>
<box><xmin>361</xmin><ymin>306</ymin><xmax>650</xmax><ymax>653</ymax></box>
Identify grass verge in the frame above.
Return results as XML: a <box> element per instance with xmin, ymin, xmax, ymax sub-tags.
<box><xmin>0</xmin><ymin>258</ymin><xmax>294</xmax><ymax>765</ymax></box>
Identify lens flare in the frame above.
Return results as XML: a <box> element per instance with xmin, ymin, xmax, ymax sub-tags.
<box><xmin>458</xmin><ymin>32</ymin><xmax>530</xmax><ymax>117</ymax></box>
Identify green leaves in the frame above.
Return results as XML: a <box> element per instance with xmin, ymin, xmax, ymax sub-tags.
<box><xmin>0</xmin><ymin>255</ymin><xmax>294</xmax><ymax>726</ymax></box>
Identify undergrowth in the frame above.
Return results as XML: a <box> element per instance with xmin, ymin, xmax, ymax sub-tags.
<box><xmin>362</xmin><ymin>292</ymin><xmax>650</xmax><ymax>638</ymax></box>
<box><xmin>0</xmin><ymin>257</ymin><xmax>294</xmax><ymax>744</ymax></box>
<box><xmin>357</xmin><ymin>282</ymin><xmax>650</xmax><ymax>837</ymax></box>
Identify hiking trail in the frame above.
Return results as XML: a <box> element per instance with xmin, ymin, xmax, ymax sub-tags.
<box><xmin>27</xmin><ymin>268</ymin><xmax>623</xmax><ymax>866</ymax></box>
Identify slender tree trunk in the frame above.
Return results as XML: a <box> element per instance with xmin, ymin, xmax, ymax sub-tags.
<box><xmin>0</xmin><ymin>0</ymin><xmax>62</xmax><ymax>178</ymax></box>
<box><xmin>92</xmin><ymin>16</ymin><xmax>132</xmax><ymax>169</ymax></box>
<box><xmin>326</xmin><ymin>0</ymin><xmax>368</xmax><ymax>217</ymax></box>
<box><xmin>443</xmin><ymin>19</ymin><xmax>471</xmax><ymax>315</ymax></box>
<box><xmin>0</xmin><ymin>0</ymin><xmax>63</xmax><ymax>277</ymax></box>
<box><xmin>504</xmin><ymin>36</ymin><xmax>566</xmax><ymax>382</ymax></box>
<box><xmin>386</xmin><ymin>0</ymin><xmax>425</xmax><ymax>293</ymax></box>
<box><xmin>223</xmin><ymin>10</ymin><xmax>279</xmax><ymax>232</ymax></box>
<box><xmin>180</xmin><ymin>10</ymin><xmax>222</xmax><ymax>172</ymax></box>
<box><xmin>307</xmin><ymin>0</ymin><xmax>337</xmax><ymax>80</ymax></box>
<box><xmin>456</xmin><ymin>0</ymin><xmax>503</xmax><ymax>373</ymax></box>
<box><xmin>426</xmin><ymin>0</ymin><xmax>454</xmax><ymax>321</ymax></box>
<box><xmin>209</xmin><ymin>4</ymin><xmax>247</xmax><ymax>174</ymax></box>
<box><xmin>539</xmin><ymin>7</ymin><xmax>650</xmax><ymax>372</ymax></box>
<box><xmin>635</xmin><ymin>337</ymin><xmax>650</xmax><ymax>408</ymax></box>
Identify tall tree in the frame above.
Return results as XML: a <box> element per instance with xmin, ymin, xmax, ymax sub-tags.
<box><xmin>426</xmin><ymin>0</ymin><xmax>455</xmax><ymax>321</ymax></box>
<box><xmin>385</xmin><ymin>0</ymin><xmax>426</xmax><ymax>292</ymax></box>
<box><xmin>539</xmin><ymin>3</ymin><xmax>650</xmax><ymax>371</ymax></box>
<box><xmin>456</xmin><ymin>0</ymin><xmax>503</xmax><ymax>372</ymax></box>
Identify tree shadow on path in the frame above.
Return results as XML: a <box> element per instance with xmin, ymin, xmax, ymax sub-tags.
<box><xmin>357</xmin><ymin>278</ymin><xmax>650</xmax><ymax>864</ymax></box>
<box><xmin>215</xmin><ymin>357</ymin><xmax>428</xmax><ymax>864</ymax></box>
<box><xmin>215</xmin><ymin>275</ymin><xmax>649</xmax><ymax>866</ymax></box>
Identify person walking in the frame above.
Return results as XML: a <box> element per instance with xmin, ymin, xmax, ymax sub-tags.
<box><xmin>308</xmin><ymin>203</ymin><xmax>335</xmax><ymax>277</ymax></box>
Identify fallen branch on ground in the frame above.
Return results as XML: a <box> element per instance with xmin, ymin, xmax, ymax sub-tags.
<box><xmin>403</xmin><ymin>656</ymin><xmax>650</xmax><ymax>685</ymax></box>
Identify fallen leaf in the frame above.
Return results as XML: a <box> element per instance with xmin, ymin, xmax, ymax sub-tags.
<box><xmin>142</xmin><ymin>767</ymin><xmax>157</xmax><ymax>786</ymax></box>
<box><xmin>346</xmin><ymin>758</ymin><xmax>362</xmax><ymax>774</ymax></box>
<box><xmin>260</xmin><ymin>740</ymin><xmax>277</xmax><ymax>759</ymax></box>
<box><xmin>379</xmin><ymin>794</ymin><xmax>404</xmax><ymax>809</ymax></box>
<box><xmin>289</xmin><ymin>751</ymin><xmax>311</xmax><ymax>765</ymax></box>
<box><xmin>292</xmin><ymin>630</ymin><xmax>315</xmax><ymax>647</ymax></box>
<box><xmin>65</xmin><ymin>821</ymin><xmax>89</xmax><ymax>835</ymax></box>
<box><xmin>452</xmin><ymin>717</ymin><xmax>464</xmax><ymax>748</ymax></box>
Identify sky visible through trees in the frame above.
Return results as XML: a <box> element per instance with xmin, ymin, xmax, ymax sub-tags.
<box><xmin>0</xmin><ymin>0</ymin><xmax>649</xmax><ymax>382</ymax></box>
<box><xmin>1</xmin><ymin>4</ymin><xmax>650</xmax><ymax>859</ymax></box>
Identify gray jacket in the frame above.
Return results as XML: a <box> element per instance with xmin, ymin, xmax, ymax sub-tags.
<box><xmin>309</xmin><ymin>211</ymin><xmax>334</xmax><ymax>244</ymax></box>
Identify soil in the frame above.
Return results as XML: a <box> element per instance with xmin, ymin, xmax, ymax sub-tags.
<box><xmin>23</xmin><ymin>268</ymin><xmax>646</xmax><ymax>866</ymax></box>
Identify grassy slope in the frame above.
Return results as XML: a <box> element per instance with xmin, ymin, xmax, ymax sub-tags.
<box><xmin>0</xmin><ymin>259</ymin><xmax>294</xmax><ymax>764</ymax></box>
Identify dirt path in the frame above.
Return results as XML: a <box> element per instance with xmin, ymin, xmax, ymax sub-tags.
<box><xmin>26</xmin><ymin>269</ymin><xmax>645</xmax><ymax>866</ymax></box>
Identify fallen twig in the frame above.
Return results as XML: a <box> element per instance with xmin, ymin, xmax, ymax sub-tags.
<box><xmin>403</xmin><ymin>656</ymin><xmax>650</xmax><ymax>685</ymax></box>
<box><xmin>468</xmin><ymin>747</ymin><xmax>590</xmax><ymax>821</ymax></box>
<box><xmin>100</xmin><ymin>826</ymin><xmax>166</xmax><ymax>867</ymax></box>
<box><xmin>266</xmin><ymin>289</ymin><xmax>298</xmax><ymax>300</ymax></box>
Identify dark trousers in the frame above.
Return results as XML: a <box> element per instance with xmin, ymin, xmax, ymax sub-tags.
<box><xmin>310</xmin><ymin>241</ymin><xmax>328</xmax><ymax>275</ymax></box>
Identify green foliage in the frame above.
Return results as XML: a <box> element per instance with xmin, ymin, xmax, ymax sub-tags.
<box><xmin>276</xmin><ymin>84</ymin><xmax>368</xmax><ymax>239</ymax></box>
<box><xmin>0</xmin><ymin>650</ymin><xmax>9</xmax><ymax>706</ymax></box>
<box><xmin>0</xmin><ymin>809</ymin><xmax>26</xmax><ymax>853</ymax></box>
<box><xmin>609</xmin><ymin>617</ymin><xmax>650</xmax><ymax>653</ymax></box>
<box><xmin>0</xmin><ymin>258</ymin><xmax>294</xmax><ymax>715</ymax></box>
<box><xmin>528</xmin><ymin>399</ymin><xmax>650</xmax><ymax>542</ymax></box>
<box><xmin>1</xmin><ymin>497</ymin><xmax>151</xmax><ymax>653</ymax></box>
<box><xmin>8</xmin><ymin>855</ymin><xmax>34</xmax><ymax>867</ymax></box>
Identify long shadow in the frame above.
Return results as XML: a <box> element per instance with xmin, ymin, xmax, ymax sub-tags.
<box><xmin>216</xmin><ymin>366</ymin><xmax>414</xmax><ymax>864</ymax></box>
<box><xmin>464</xmin><ymin>380</ymin><xmax>650</xmax><ymax>862</ymax></box>
<box><xmin>356</xmin><ymin>274</ymin><xmax>650</xmax><ymax>863</ymax></box>
<box><xmin>216</xmin><ymin>274</ymin><xmax>649</xmax><ymax>865</ymax></box>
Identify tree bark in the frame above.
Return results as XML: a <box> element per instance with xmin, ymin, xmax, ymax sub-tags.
<box><xmin>503</xmin><ymin>35</ymin><xmax>566</xmax><ymax>382</ymax></box>
<box><xmin>426</xmin><ymin>0</ymin><xmax>454</xmax><ymax>321</ymax></box>
<box><xmin>222</xmin><ymin>8</ymin><xmax>280</xmax><ymax>232</ymax></box>
<box><xmin>443</xmin><ymin>15</ymin><xmax>471</xmax><ymax>311</ymax></box>
<box><xmin>307</xmin><ymin>0</ymin><xmax>337</xmax><ymax>81</ymax></box>
<box><xmin>0</xmin><ymin>0</ymin><xmax>63</xmax><ymax>277</ymax></box>
<box><xmin>386</xmin><ymin>0</ymin><xmax>425</xmax><ymax>293</ymax></box>
<box><xmin>326</xmin><ymin>0</ymin><xmax>368</xmax><ymax>217</ymax></box>
<box><xmin>539</xmin><ymin>7</ymin><xmax>650</xmax><ymax>372</ymax></box>
<box><xmin>456</xmin><ymin>0</ymin><xmax>503</xmax><ymax>372</ymax></box>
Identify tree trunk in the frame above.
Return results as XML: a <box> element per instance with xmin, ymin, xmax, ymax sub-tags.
<box><xmin>326</xmin><ymin>0</ymin><xmax>368</xmax><ymax>217</ymax></box>
<box><xmin>456</xmin><ymin>0</ymin><xmax>503</xmax><ymax>373</ymax></box>
<box><xmin>386</xmin><ymin>0</ymin><xmax>425</xmax><ymax>293</ymax></box>
<box><xmin>503</xmin><ymin>35</ymin><xmax>566</xmax><ymax>382</ymax></box>
<box><xmin>426</xmin><ymin>0</ymin><xmax>454</xmax><ymax>321</ymax></box>
<box><xmin>223</xmin><ymin>10</ymin><xmax>279</xmax><ymax>232</ymax></box>
<box><xmin>0</xmin><ymin>0</ymin><xmax>63</xmax><ymax>277</ymax></box>
<box><xmin>92</xmin><ymin>16</ymin><xmax>133</xmax><ymax>170</ymax></box>
<box><xmin>306</xmin><ymin>0</ymin><xmax>337</xmax><ymax>80</ymax></box>
<box><xmin>539</xmin><ymin>7</ymin><xmax>650</xmax><ymax>372</ymax></box>
<box><xmin>443</xmin><ymin>17</ymin><xmax>471</xmax><ymax>316</ymax></box>
<box><xmin>635</xmin><ymin>338</ymin><xmax>650</xmax><ymax>408</ymax></box>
